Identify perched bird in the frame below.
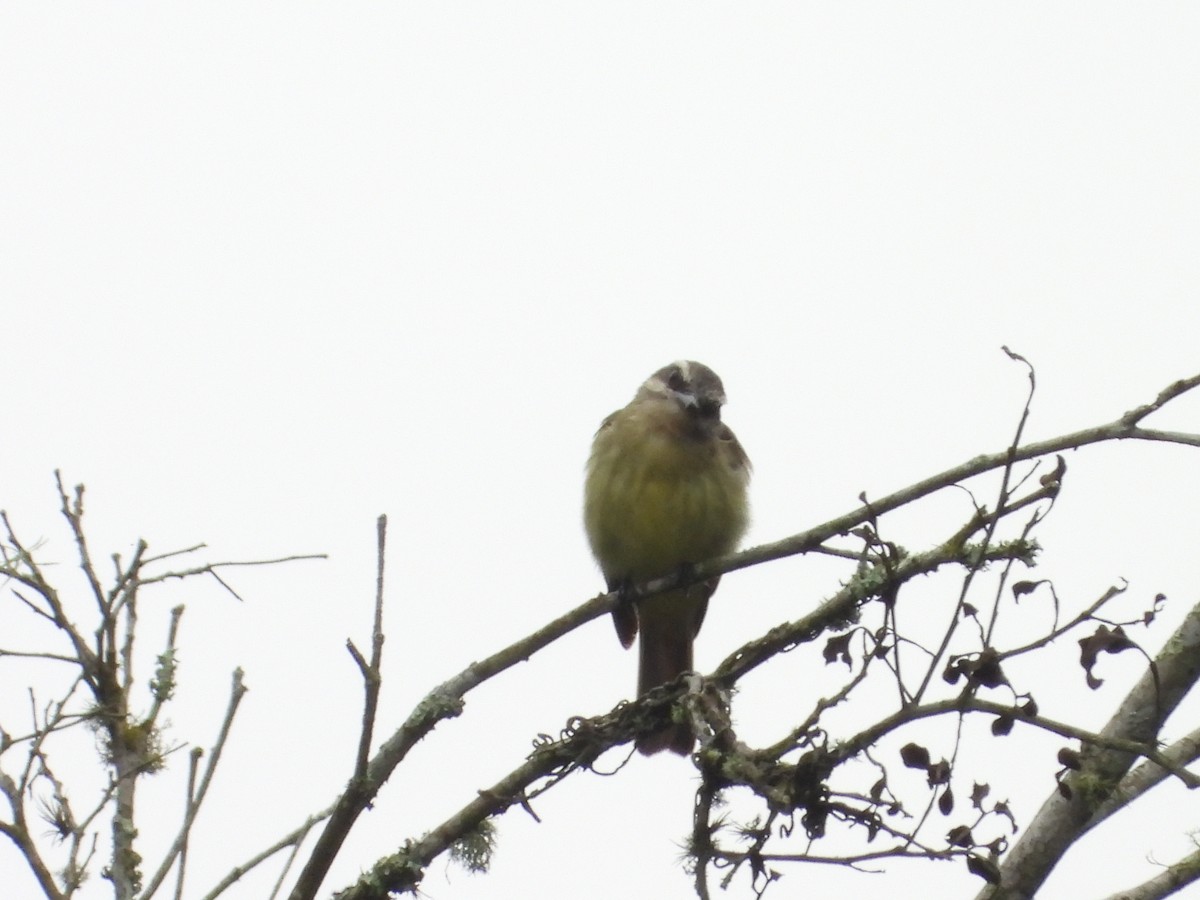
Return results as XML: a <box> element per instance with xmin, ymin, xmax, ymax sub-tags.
<box><xmin>584</xmin><ymin>361</ymin><xmax>751</xmax><ymax>754</ymax></box>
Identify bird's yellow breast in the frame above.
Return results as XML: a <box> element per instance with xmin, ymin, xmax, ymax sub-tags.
<box><xmin>584</xmin><ymin>410</ymin><xmax>749</xmax><ymax>584</ymax></box>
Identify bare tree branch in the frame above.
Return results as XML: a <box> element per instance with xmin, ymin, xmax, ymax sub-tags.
<box><xmin>139</xmin><ymin>669</ymin><xmax>248</xmax><ymax>900</ymax></box>
<box><xmin>0</xmin><ymin>818</ymin><xmax>65</xmax><ymax>900</ymax></box>
<box><xmin>292</xmin><ymin>517</ymin><xmax>389</xmax><ymax>898</ymax></box>
<box><xmin>3</xmin><ymin>477</ymin><xmax>317</xmax><ymax>900</ymax></box>
<box><xmin>355</xmin><ymin>514</ymin><xmax>388</xmax><ymax>780</ymax></box>
<box><xmin>53</xmin><ymin>472</ymin><xmax>107</xmax><ymax>617</ymax></box>
<box><xmin>717</xmin><ymin>374</ymin><xmax>1200</xmax><ymax>585</ymax></box>
<box><xmin>976</xmin><ymin>601</ymin><xmax>1200</xmax><ymax>900</ymax></box>
<box><xmin>198</xmin><ymin>805</ymin><xmax>335</xmax><ymax>900</ymax></box>
<box><xmin>173</xmin><ymin>748</ymin><xmax>202</xmax><ymax>900</ymax></box>
<box><xmin>135</xmin><ymin>555</ymin><xmax>327</xmax><ymax>588</ymax></box>
<box><xmin>1098</xmin><ymin>845</ymin><xmax>1200</xmax><ymax>900</ymax></box>
<box><xmin>1084</xmin><ymin>726</ymin><xmax>1200</xmax><ymax>835</ymax></box>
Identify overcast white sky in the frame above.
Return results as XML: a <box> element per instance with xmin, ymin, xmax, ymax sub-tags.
<box><xmin>2</xmin><ymin>5</ymin><xmax>1199</xmax><ymax>900</ymax></box>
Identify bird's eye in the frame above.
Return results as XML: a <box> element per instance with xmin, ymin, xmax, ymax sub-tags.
<box><xmin>666</xmin><ymin>369</ymin><xmax>688</xmax><ymax>392</ymax></box>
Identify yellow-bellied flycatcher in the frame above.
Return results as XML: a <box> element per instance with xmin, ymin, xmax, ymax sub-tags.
<box><xmin>584</xmin><ymin>361</ymin><xmax>750</xmax><ymax>755</ymax></box>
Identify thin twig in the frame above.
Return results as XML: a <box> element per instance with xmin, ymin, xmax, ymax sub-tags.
<box><xmin>2</xmin><ymin>512</ymin><xmax>101</xmax><ymax>693</ymax></box>
<box><xmin>355</xmin><ymin>515</ymin><xmax>388</xmax><ymax>780</ymax></box>
<box><xmin>913</xmin><ymin>347</ymin><xmax>1038</xmax><ymax>703</ymax></box>
<box><xmin>711</xmin><ymin>373</ymin><xmax>1200</xmax><ymax>586</ymax></box>
<box><xmin>290</xmin><ymin>517</ymin><xmax>390</xmax><ymax>900</ymax></box>
<box><xmin>136</xmin><ymin>555</ymin><xmax>327</xmax><ymax>587</ymax></box>
<box><xmin>1097</xmin><ymin>844</ymin><xmax>1200</xmax><ymax>900</ymax></box>
<box><xmin>173</xmin><ymin>749</ymin><xmax>202</xmax><ymax>900</ymax></box>
<box><xmin>199</xmin><ymin>805</ymin><xmax>335</xmax><ymax>900</ymax></box>
<box><xmin>139</xmin><ymin>670</ymin><xmax>248</xmax><ymax>900</ymax></box>
<box><xmin>107</xmin><ymin>541</ymin><xmax>147</xmax><ymax>621</ymax></box>
<box><xmin>53</xmin><ymin>472</ymin><xmax>107</xmax><ymax>617</ymax></box>
<box><xmin>141</xmin><ymin>543</ymin><xmax>206</xmax><ymax>565</ymax></box>
<box><xmin>146</xmin><ymin>606</ymin><xmax>185</xmax><ymax>729</ymax></box>
<box><xmin>1084</xmin><ymin>725</ymin><xmax>1200</xmax><ymax>836</ymax></box>
<box><xmin>691</xmin><ymin>778</ymin><xmax>717</xmax><ymax>900</ymax></box>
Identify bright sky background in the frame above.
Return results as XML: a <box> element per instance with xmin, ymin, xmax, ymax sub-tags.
<box><xmin>2</xmin><ymin>5</ymin><xmax>1199</xmax><ymax>900</ymax></box>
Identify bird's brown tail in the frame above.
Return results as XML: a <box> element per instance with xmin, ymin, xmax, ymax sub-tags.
<box><xmin>636</xmin><ymin>611</ymin><xmax>695</xmax><ymax>756</ymax></box>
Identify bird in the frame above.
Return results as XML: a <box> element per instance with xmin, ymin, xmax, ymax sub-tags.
<box><xmin>584</xmin><ymin>360</ymin><xmax>750</xmax><ymax>755</ymax></box>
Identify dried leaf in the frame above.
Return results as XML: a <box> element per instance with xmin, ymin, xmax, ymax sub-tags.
<box><xmin>966</xmin><ymin>854</ymin><xmax>1002</xmax><ymax>885</ymax></box>
<box><xmin>1057</xmin><ymin>747</ymin><xmax>1082</xmax><ymax>770</ymax></box>
<box><xmin>900</xmin><ymin>743</ymin><xmax>931</xmax><ymax>770</ymax></box>
<box><xmin>1078</xmin><ymin>624</ymin><xmax>1140</xmax><ymax>690</ymax></box>
<box><xmin>928</xmin><ymin>759</ymin><xmax>951</xmax><ymax>786</ymax></box>
<box><xmin>947</xmin><ymin>825</ymin><xmax>974</xmax><ymax>847</ymax></box>
<box><xmin>1144</xmin><ymin>593</ymin><xmax>1166</xmax><ymax>626</ymax></box>
<box><xmin>970</xmin><ymin>650</ymin><xmax>1008</xmax><ymax>689</ymax></box>
<box><xmin>1011</xmin><ymin>580</ymin><xmax>1039</xmax><ymax>600</ymax></box>
<box><xmin>939</xmin><ymin>786</ymin><xmax>954</xmax><ymax>815</ymax></box>
<box><xmin>802</xmin><ymin>804</ymin><xmax>828</xmax><ymax>839</ymax></box>
<box><xmin>994</xmin><ymin>800</ymin><xmax>1017</xmax><ymax>834</ymax></box>
<box><xmin>1039</xmin><ymin>454</ymin><xmax>1067</xmax><ymax>488</ymax></box>
<box><xmin>970</xmin><ymin>782</ymin><xmax>990</xmax><ymax>809</ymax></box>
<box><xmin>943</xmin><ymin>658</ymin><xmax>964</xmax><ymax>685</ymax></box>
<box><xmin>823</xmin><ymin>633</ymin><xmax>854</xmax><ymax>668</ymax></box>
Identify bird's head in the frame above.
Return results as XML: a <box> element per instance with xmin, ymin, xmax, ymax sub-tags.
<box><xmin>636</xmin><ymin>360</ymin><xmax>727</xmax><ymax>421</ymax></box>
